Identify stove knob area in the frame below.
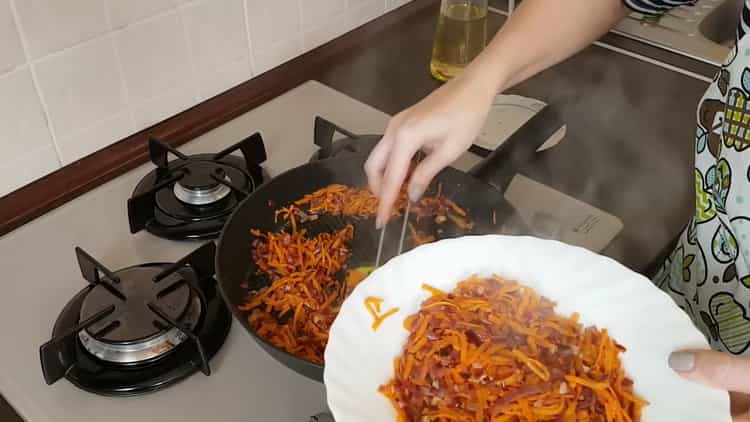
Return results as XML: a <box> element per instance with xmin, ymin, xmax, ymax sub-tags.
<box><xmin>309</xmin><ymin>412</ymin><xmax>334</xmax><ymax>422</ymax></box>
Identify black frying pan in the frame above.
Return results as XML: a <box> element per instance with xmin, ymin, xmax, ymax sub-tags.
<box><xmin>215</xmin><ymin>153</ymin><xmax>528</xmax><ymax>382</ymax></box>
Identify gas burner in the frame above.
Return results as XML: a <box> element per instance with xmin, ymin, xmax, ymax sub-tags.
<box><xmin>173</xmin><ymin>163</ymin><xmax>232</xmax><ymax>206</ymax></box>
<box><xmin>128</xmin><ymin>134</ymin><xmax>267</xmax><ymax>240</ymax></box>
<box><xmin>39</xmin><ymin>243</ymin><xmax>231</xmax><ymax>396</ymax></box>
<box><xmin>309</xmin><ymin>116</ymin><xmax>382</xmax><ymax>162</ymax></box>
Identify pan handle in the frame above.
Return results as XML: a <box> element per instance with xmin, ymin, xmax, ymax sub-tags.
<box><xmin>469</xmin><ymin>104</ymin><xmax>563</xmax><ymax>193</ymax></box>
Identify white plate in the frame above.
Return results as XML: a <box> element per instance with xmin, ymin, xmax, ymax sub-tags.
<box><xmin>324</xmin><ymin>235</ymin><xmax>730</xmax><ymax>422</ymax></box>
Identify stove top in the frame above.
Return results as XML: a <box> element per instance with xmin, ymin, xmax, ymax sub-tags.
<box><xmin>0</xmin><ymin>82</ymin><xmax>397</xmax><ymax>422</ymax></box>
<box><xmin>128</xmin><ymin>134</ymin><xmax>267</xmax><ymax>240</ymax></box>
<box><xmin>39</xmin><ymin>242</ymin><xmax>230</xmax><ymax>396</ymax></box>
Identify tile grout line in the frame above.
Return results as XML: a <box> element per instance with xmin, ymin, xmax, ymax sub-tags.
<box><xmin>102</xmin><ymin>0</ymin><xmax>137</xmax><ymax>135</ymax></box>
<box><xmin>242</xmin><ymin>0</ymin><xmax>259</xmax><ymax>77</ymax></box>
<box><xmin>5</xmin><ymin>1</ymin><xmax>184</xmax><ymax>77</ymax></box>
<box><xmin>7</xmin><ymin>0</ymin><xmax>63</xmax><ymax>166</ymax></box>
<box><xmin>177</xmin><ymin>3</ymin><xmax>202</xmax><ymax>103</ymax></box>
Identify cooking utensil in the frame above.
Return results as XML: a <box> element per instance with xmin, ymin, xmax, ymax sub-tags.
<box><xmin>378</xmin><ymin>151</ymin><xmax>424</xmax><ymax>265</ymax></box>
<box><xmin>397</xmin><ymin>151</ymin><xmax>424</xmax><ymax>256</ymax></box>
<box><xmin>215</xmin><ymin>154</ymin><xmax>527</xmax><ymax>382</ymax></box>
<box><xmin>396</xmin><ymin>199</ymin><xmax>410</xmax><ymax>256</ymax></box>
<box><xmin>375</xmin><ymin>225</ymin><xmax>386</xmax><ymax>267</ymax></box>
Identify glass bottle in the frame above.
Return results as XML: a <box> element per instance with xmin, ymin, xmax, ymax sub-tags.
<box><xmin>430</xmin><ymin>0</ymin><xmax>488</xmax><ymax>82</ymax></box>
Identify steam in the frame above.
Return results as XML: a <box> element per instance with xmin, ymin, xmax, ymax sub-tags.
<box><xmin>505</xmin><ymin>50</ymin><xmax>705</xmax><ymax>271</ymax></box>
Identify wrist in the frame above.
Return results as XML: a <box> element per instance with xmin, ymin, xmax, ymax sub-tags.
<box><xmin>461</xmin><ymin>40</ymin><xmax>512</xmax><ymax>95</ymax></box>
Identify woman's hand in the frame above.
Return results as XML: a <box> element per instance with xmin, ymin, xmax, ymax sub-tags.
<box><xmin>670</xmin><ymin>350</ymin><xmax>750</xmax><ymax>421</ymax></box>
<box><xmin>363</xmin><ymin>0</ymin><xmax>628</xmax><ymax>228</ymax></box>
<box><xmin>364</xmin><ymin>70</ymin><xmax>498</xmax><ymax>228</ymax></box>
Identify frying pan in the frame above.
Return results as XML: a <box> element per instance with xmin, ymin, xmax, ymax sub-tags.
<box><xmin>215</xmin><ymin>153</ymin><xmax>529</xmax><ymax>382</ymax></box>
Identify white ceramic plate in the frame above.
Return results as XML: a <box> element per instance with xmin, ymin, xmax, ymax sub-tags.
<box><xmin>324</xmin><ymin>235</ymin><xmax>730</xmax><ymax>422</ymax></box>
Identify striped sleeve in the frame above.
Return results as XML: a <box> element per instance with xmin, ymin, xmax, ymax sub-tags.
<box><xmin>623</xmin><ymin>0</ymin><xmax>696</xmax><ymax>15</ymax></box>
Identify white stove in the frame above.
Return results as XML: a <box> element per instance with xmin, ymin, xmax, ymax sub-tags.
<box><xmin>0</xmin><ymin>81</ymin><xmax>621</xmax><ymax>422</ymax></box>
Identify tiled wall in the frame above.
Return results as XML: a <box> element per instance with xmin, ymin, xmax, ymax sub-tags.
<box><xmin>0</xmin><ymin>0</ymin><xmax>411</xmax><ymax>198</ymax></box>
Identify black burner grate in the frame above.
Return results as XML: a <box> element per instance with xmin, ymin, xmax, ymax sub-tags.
<box><xmin>128</xmin><ymin>133</ymin><xmax>266</xmax><ymax>240</ymax></box>
<box><xmin>39</xmin><ymin>242</ymin><xmax>230</xmax><ymax>395</ymax></box>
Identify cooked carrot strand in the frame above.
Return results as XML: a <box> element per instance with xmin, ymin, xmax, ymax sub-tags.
<box><xmin>241</xmin><ymin>225</ymin><xmax>354</xmax><ymax>364</ymax></box>
<box><xmin>243</xmin><ymin>184</ymin><xmax>475</xmax><ymax>367</ymax></box>
<box><xmin>372</xmin><ymin>307</ymin><xmax>400</xmax><ymax>331</ymax></box>
<box><xmin>421</xmin><ymin>283</ymin><xmax>445</xmax><ymax>297</ymax></box>
<box><xmin>379</xmin><ymin>276</ymin><xmax>645</xmax><ymax>422</ymax></box>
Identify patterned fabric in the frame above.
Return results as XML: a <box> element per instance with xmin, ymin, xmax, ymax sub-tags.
<box><xmin>623</xmin><ymin>0</ymin><xmax>696</xmax><ymax>15</ymax></box>
<box><xmin>626</xmin><ymin>0</ymin><xmax>750</xmax><ymax>355</ymax></box>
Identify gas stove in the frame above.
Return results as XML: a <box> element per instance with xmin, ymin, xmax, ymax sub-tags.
<box><xmin>39</xmin><ymin>242</ymin><xmax>230</xmax><ymax>396</ymax></box>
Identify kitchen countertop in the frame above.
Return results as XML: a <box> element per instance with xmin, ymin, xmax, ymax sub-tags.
<box><xmin>0</xmin><ymin>5</ymin><xmax>713</xmax><ymax>422</ymax></box>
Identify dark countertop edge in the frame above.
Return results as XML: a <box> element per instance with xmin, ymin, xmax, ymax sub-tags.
<box><xmin>0</xmin><ymin>0</ymin><xmax>435</xmax><ymax>237</ymax></box>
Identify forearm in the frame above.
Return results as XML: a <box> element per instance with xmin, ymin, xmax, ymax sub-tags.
<box><xmin>464</xmin><ymin>0</ymin><xmax>629</xmax><ymax>92</ymax></box>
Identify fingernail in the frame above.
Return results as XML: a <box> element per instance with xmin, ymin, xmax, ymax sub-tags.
<box><xmin>668</xmin><ymin>351</ymin><xmax>695</xmax><ymax>372</ymax></box>
<box><xmin>375</xmin><ymin>217</ymin><xmax>385</xmax><ymax>230</ymax></box>
<box><xmin>408</xmin><ymin>185</ymin><xmax>424</xmax><ymax>203</ymax></box>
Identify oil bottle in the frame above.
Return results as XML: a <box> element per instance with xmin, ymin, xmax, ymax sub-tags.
<box><xmin>430</xmin><ymin>0</ymin><xmax>488</xmax><ymax>82</ymax></box>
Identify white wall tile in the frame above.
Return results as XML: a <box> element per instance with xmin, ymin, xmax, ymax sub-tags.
<box><xmin>198</xmin><ymin>58</ymin><xmax>252</xmax><ymax>100</ymax></box>
<box><xmin>253</xmin><ymin>36</ymin><xmax>303</xmax><ymax>74</ymax></box>
<box><xmin>34</xmin><ymin>36</ymin><xmax>127</xmax><ymax>140</ymax></box>
<box><xmin>132</xmin><ymin>86</ymin><xmax>196</xmax><ymax>128</ymax></box>
<box><xmin>0</xmin><ymin>69</ymin><xmax>55</xmax><ymax>161</ymax></box>
<box><xmin>0</xmin><ymin>0</ymin><xmax>24</xmax><ymax>74</ymax></box>
<box><xmin>303</xmin><ymin>13</ymin><xmax>351</xmax><ymax>50</ymax></box>
<box><xmin>13</xmin><ymin>0</ymin><xmax>110</xmax><ymax>59</ymax></box>
<box><xmin>300</xmin><ymin>0</ymin><xmax>346</xmax><ymax>30</ymax></box>
<box><xmin>0</xmin><ymin>144</ymin><xmax>59</xmax><ymax>197</ymax></box>
<box><xmin>55</xmin><ymin>112</ymin><xmax>133</xmax><ymax>164</ymax></box>
<box><xmin>245</xmin><ymin>0</ymin><xmax>300</xmax><ymax>47</ymax></box>
<box><xmin>0</xmin><ymin>0</ymin><xmax>400</xmax><ymax>193</ymax></box>
<box><xmin>107</xmin><ymin>0</ymin><xmax>181</xmax><ymax>29</ymax></box>
<box><xmin>0</xmin><ymin>69</ymin><xmax>59</xmax><ymax>196</ymax></box>
<box><xmin>348</xmin><ymin>0</ymin><xmax>386</xmax><ymax>28</ymax></box>
<box><xmin>115</xmin><ymin>11</ymin><xmax>194</xmax><ymax>105</ymax></box>
<box><xmin>182</xmin><ymin>0</ymin><xmax>251</xmax><ymax>98</ymax></box>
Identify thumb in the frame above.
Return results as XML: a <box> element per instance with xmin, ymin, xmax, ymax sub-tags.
<box><xmin>670</xmin><ymin>349</ymin><xmax>750</xmax><ymax>394</ymax></box>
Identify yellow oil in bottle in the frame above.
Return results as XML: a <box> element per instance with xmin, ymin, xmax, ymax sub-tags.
<box><xmin>430</xmin><ymin>2</ymin><xmax>487</xmax><ymax>82</ymax></box>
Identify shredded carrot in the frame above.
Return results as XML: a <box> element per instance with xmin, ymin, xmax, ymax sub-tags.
<box><xmin>276</xmin><ymin>184</ymin><xmax>473</xmax><ymax>231</ymax></box>
<box><xmin>291</xmin><ymin>184</ymin><xmax>405</xmax><ymax>219</ymax></box>
<box><xmin>364</xmin><ymin>296</ymin><xmax>400</xmax><ymax>331</ymax></box>
<box><xmin>409</xmin><ymin>222</ymin><xmax>436</xmax><ymax>246</ymax></box>
<box><xmin>365</xmin><ymin>296</ymin><xmax>384</xmax><ymax>316</ymax></box>
<box><xmin>242</xmin><ymin>183</ymin><xmax>475</xmax><ymax>365</ymax></box>
<box><xmin>421</xmin><ymin>283</ymin><xmax>445</xmax><ymax>298</ymax></box>
<box><xmin>379</xmin><ymin>276</ymin><xmax>646</xmax><ymax>422</ymax></box>
<box><xmin>372</xmin><ymin>307</ymin><xmax>401</xmax><ymax>331</ymax></box>
<box><xmin>239</xmin><ymin>225</ymin><xmax>354</xmax><ymax>364</ymax></box>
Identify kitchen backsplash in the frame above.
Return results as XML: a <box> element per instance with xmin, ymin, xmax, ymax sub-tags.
<box><xmin>0</xmin><ymin>0</ymin><xmax>411</xmax><ymax>198</ymax></box>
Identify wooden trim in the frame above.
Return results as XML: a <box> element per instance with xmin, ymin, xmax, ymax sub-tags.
<box><xmin>0</xmin><ymin>0</ymin><xmax>434</xmax><ymax>236</ymax></box>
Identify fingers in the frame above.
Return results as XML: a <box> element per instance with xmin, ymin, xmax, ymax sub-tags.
<box><xmin>364</xmin><ymin>132</ymin><xmax>394</xmax><ymax>197</ymax></box>
<box><xmin>407</xmin><ymin>149</ymin><xmax>450</xmax><ymax>202</ymax></box>
<box><xmin>374</xmin><ymin>132</ymin><xmax>421</xmax><ymax>228</ymax></box>
<box><xmin>670</xmin><ymin>350</ymin><xmax>750</xmax><ymax>394</ymax></box>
